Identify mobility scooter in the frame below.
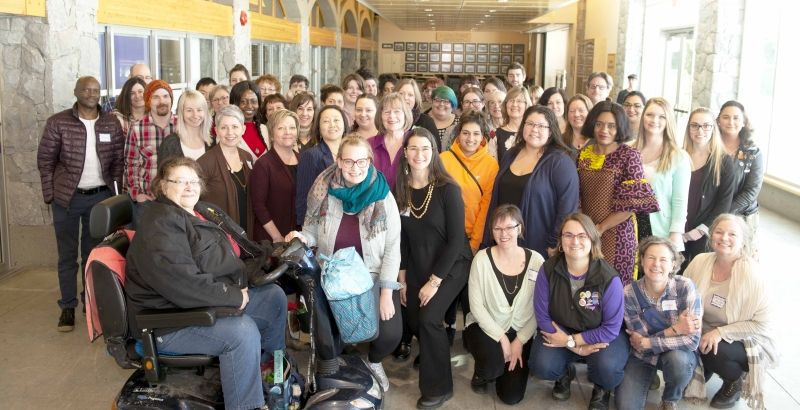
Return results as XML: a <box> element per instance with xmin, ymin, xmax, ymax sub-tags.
<box><xmin>86</xmin><ymin>195</ymin><xmax>383</xmax><ymax>409</ymax></box>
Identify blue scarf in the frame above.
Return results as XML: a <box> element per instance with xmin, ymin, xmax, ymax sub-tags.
<box><xmin>328</xmin><ymin>166</ymin><xmax>389</xmax><ymax>213</ymax></box>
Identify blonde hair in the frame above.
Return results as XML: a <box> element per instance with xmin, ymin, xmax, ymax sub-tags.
<box><xmin>562</xmin><ymin>94</ymin><xmax>593</xmax><ymax>148</ymax></box>
<box><xmin>176</xmin><ymin>90</ymin><xmax>212</xmax><ymax>146</ymax></box>
<box><xmin>337</xmin><ymin>133</ymin><xmax>374</xmax><ymax>161</ymax></box>
<box><xmin>634</xmin><ymin>97</ymin><xmax>679</xmax><ymax>173</ymax></box>
<box><xmin>683</xmin><ymin>107</ymin><xmax>724</xmax><ymax>186</ymax></box>
<box><xmin>376</xmin><ymin>93</ymin><xmax>413</xmax><ymax>134</ymax></box>
<box><xmin>267</xmin><ymin>109</ymin><xmax>299</xmax><ymax>143</ymax></box>
<box><xmin>501</xmin><ymin>86</ymin><xmax>532</xmax><ymax>126</ymax></box>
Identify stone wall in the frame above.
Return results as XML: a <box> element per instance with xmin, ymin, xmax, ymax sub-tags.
<box><xmin>614</xmin><ymin>0</ymin><xmax>645</xmax><ymax>95</ymax></box>
<box><xmin>0</xmin><ymin>15</ymin><xmax>57</xmax><ymax>266</ymax></box>
<box><xmin>692</xmin><ymin>0</ymin><xmax>745</xmax><ymax>111</ymax></box>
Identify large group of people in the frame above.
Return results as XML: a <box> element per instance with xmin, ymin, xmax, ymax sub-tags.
<box><xmin>37</xmin><ymin>62</ymin><xmax>775</xmax><ymax>410</ymax></box>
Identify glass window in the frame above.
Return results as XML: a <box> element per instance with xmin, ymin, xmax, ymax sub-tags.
<box><xmin>113</xmin><ymin>34</ymin><xmax>149</xmax><ymax>89</ymax></box>
<box><xmin>198</xmin><ymin>38</ymin><xmax>215</xmax><ymax>79</ymax></box>
<box><xmin>98</xmin><ymin>33</ymin><xmax>106</xmax><ymax>90</ymax></box>
<box><xmin>157</xmin><ymin>38</ymin><xmax>184</xmax><ymax>84</ymax></box>
<box><xmin>263</xmin><ymin>44</ymin><xmax>272</xmax><ymax>76</ymax></box>
<box><xmin>252</xmin><ymin>44</ymin><xmax>261</xmax><ymax>76</ymax></box>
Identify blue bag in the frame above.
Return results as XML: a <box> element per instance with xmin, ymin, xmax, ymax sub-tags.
<box><xmin>320</xmin><ymin>247</ymin><xmax>379</xmax><ymax>344</ymax></box>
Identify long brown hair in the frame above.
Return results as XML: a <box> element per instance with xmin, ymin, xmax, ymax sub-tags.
<box><xmin>562</xmin><ymin>94</ymin><xmax>593</xmax><ymax>148</ymax></box>
<box><xmin>393</xmin><ymin>127</ymin><xmax>457</xmax><ymax>212</ymax></box>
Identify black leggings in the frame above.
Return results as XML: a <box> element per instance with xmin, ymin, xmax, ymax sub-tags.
<box><xmin>464</xmin><ymin>323</ymin><xmax>532</xmax><ymax>405</ymax></box>
<box><xmin>701</xmin><ymin>340</ymin><xmax>749</xmax><ymax>382</ymax></box>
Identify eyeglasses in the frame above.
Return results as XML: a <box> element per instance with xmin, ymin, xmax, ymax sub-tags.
<box><xmin>689</xmin><ymin>123</ymin><xmax>714</xmax><ymax>131</ymax></box>
<box><xmin>525</xmin><ymin>122</ymin><xmax>550</xmax><ymax>130</ymax></box>
<box><xmin>406</xmin><ymin>146</ymin><xmax>432</xmax><ymax>153</ymax></box>
<box><xmin>623</xmin><ymin>103</ymin><xmax>643</xmax><ymax>110</ymax></box>
<box><xmin>433</xmin><ymin>98</ymin><xmax>451</xmax><ymax>106</ymax></box>
<box><xmin>562</xmin><ymin>232</ymin><xmax>589</xmax><ymax>241</ymax></box>
<box><xmin>508</xmin><ymin>98</ymin><xmax>527</xmax><ymax>106</ymax></box>
<box><xmin>588</xmin><ymin>84</ymin><xmax>608</xmax><ymax>91</ymax></box>
<box><xmin>212</xmin><ymin>96</ymin><xmax>229</xmax><ymax>104</ymax></box>
<box><xmin>463</xmin><ymin>99</ymin><xmax>483</xmax><ymax>107</ymax></box>
<box><xmin>492</xmin><ymin>224</ymin><xmax>520</xmax><ymax>234</ymax></box>
<box><xmin>340</xmin><ymin>158</ymin><xmax>370</xmax><ymax>169</ymax></box>
<box><xmin>594</xmin><ymin>121</ymin><xmax>617</xmax><ymax>131</ymax></box>
<box><xmin>166</xmin><ymin>179</ymin><xmax>201</xmax><ymax>188</ymax></box>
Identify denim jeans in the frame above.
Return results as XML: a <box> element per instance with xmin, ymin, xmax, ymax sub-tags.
<box><xmin>615</xmin><ymin>350</ymin><xmax>698</xmax><ymax>409</ymax></box>
<box><xmin>52</xmin><ymin>189</ymin><xmax>112</xmax><ymax>309</ymax></box>
<box><xmin>156</xmin><ymin>283</ymin><xmax>287</xmax><ymax>410</ymax></box>
<box><xmin>529</xmin><ymin>331</ymin><xmax>629</xmax><ymax>391</ymax></box>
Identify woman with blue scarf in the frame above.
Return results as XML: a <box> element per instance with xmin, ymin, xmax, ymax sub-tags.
<box><xmin>286</xmin><ymin>133</ymin><xmax>402</xmax><ymax>392</ymax></box>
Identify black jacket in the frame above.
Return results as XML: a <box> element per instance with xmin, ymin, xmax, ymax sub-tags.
<box><xmin>544</xmin><ymin>255</ymin><xmax>618</xmax><ymax>334</ymax></box>
<box><xmin>730</xmin><ymin>144</ymin><xmax>764</xmax><ymax>216</ymax></box>
<box><xmin>125</xmin><ymin>198</ymin><xmax>264</xmax><ymax>337</ymax></box>
<box><xmin>688</xmin><ymin>154</ymin><xmax>736</xmax><ymax>230</ymax></box>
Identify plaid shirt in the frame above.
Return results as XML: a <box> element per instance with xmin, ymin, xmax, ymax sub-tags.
<box><xmin>623</xmin><ymin>275</ymin><xmax>703</xmax><ymax>366</ymax></box>
<box><xmin>125</xmin><ymin>113</ymin><xmax>176</xmax><ymax>198</ymax></box>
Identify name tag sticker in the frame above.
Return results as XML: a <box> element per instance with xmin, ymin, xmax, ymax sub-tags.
<box><xmin>662</xmin><ymin>300</ymin><xmax>677</xmax><ymax>311</ymax></box>
<box><xmin>99</xmin><ymin>133</ymin><xmax>111</xmax><ymax>142</ymax></box>
<box><xmin>711</xmin><ymin>294</ymin><xmax>726</xmax><ymax>309</ymax></box>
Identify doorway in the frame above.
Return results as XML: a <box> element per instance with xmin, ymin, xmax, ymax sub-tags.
<box><xmin>661</xmin><ymin>29</ymin><xmax>694</xmax><ymax>143</ymax></box>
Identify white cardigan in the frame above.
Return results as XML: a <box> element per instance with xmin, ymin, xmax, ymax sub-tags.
<box><xmin>300</xmin><ymin>191</ymin><xmax>401</xmax><ymax>285</ymax></box>
<box><xmin>465</xmin><ymin>247</ymin><xmax>544</xmax><ymax>343</ymax></box>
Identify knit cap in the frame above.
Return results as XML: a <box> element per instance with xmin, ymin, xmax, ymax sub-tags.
<box><xmin>144</xmin><ymin>80</ymin><xmax>173</xmax><ymax>112</ymax></box>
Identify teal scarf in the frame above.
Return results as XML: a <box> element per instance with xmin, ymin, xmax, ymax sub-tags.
<box><xmin>328</xmin><ymin>165</ymin><xmax>389</xmax><ymax>213</ymax></box>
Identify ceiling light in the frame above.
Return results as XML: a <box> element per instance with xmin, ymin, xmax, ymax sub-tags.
<box><xmin>424</xmin><ymin>8</ymin><xmax>432</xmax><ymax>11</ymax></box>
<box><xmin>484</xmin><ymin>14</ymin><xmax>490</xmax><ymax>17</ymax></box>
<box><xmin>489</xmin><ymin>9</ymin><xmax>496</xmax><ymax>12</ymax></box>
<box><xmin>498</xmin><ymin>0</ymin><xmax>508</xmax><ymax>3</ymax></box>
<box><xmin>427</xmin><ymin>13</ymin><xmax>433</xmax><ymax>16</ymax></box>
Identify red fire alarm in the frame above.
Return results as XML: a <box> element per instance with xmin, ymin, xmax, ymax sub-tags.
<box><xmin>240</xmin><ymin>10</ymin><xmax>248</xmax><ymax>26</ymax></box>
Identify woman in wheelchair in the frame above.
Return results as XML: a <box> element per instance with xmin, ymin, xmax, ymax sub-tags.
<box><xmin>125</xmin><ymin>156</ymin><xmax>287</xmax><ymax>410</ymax></box>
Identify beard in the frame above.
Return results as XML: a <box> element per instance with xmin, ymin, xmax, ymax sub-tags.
<box><xmin>155</xmin><ymin>104</ymin><xmax>171</xmax><ymax>116</ymax></box>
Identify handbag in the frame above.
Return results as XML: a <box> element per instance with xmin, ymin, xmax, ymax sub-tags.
<box><xmin>320</xmin><ymin>247</ymin><xmax>379</xmax><ymax>344</ymax></box>
<box><xmin>632</xmin><ymin>282</ymin><xmax>671</xmax><ymax>334</ymax></box>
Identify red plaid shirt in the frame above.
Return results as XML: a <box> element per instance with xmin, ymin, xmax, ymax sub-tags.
<box><xmin>125</xmin><ymin>113</ymin><xmax>177</xmax><ymax>198</ymax></box>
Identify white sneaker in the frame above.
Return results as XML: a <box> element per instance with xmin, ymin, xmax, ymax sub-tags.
<box><xmin>367</xmin><ymin>361</ymin><xmax>390</xmax><ymax>392</ymax></box>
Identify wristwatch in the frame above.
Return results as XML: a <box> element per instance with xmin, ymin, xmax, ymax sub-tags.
<box><xmin>428</xmin><ymin>276</ymin><xmax>442</xmax><ymax>288</ymax></box>
<box><xmin>566</xmin><ymin>335</ymin><xmax>576</xmax><ymax>348</ymax></box>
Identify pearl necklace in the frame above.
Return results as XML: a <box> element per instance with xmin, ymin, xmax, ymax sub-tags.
<box><xmin>409</xmin><ymin>183</ymin><xmax>435</xmax><ymax>219</ymax></box>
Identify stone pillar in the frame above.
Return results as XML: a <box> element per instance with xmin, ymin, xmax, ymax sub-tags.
<box><xmin>298</xmin><ymin>13</ymin><xmax>311</xmax><ymax>79</ymax></box>
<box><xmin>46</xmin><ymin>0</ymin><xmax>100</xmax><ymax>110</ymax></box>
<box><xmin>692</xmin><ymin>0</ymin><xmax>745</xmax><ymax>111</ymax></box>
<box><xmin>614</xmin><ymin>0</ymin><xmax>645</xmax><ymax>96</ymax></box>
<box><xmin>573</xmin><ymin>0</ymin><xmax>588</xmax><ymax>93</ymax></box>
<box><xmin>230</xmin><ymin>0</ymin><xmax>252</xmax><ymax>79</ymax></box>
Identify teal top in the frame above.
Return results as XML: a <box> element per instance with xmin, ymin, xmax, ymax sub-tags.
<box><xmin>645</xmin><ymin>149</ymin><xmax>691</xmax><ymax>245</ymax></box>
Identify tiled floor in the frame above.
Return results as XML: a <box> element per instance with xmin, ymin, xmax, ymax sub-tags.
<box><xmin>0</xmin><ymin>209</ymin><xmax>798</xmax><ymax>409</ymax></box>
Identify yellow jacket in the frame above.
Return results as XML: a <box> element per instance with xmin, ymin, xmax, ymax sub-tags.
<box><xmin>441</xmin><ymin>142</ymin><xmax>499</xmax><ymax>251</ymax></box>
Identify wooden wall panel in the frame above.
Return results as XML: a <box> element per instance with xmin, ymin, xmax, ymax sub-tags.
<box><xmin>97</xmin><ymin>0</ymin><xmax>232</xmax><ymax>36</ymax></box>
<box><xmin>310</xmin><ymin>26</ymin><xmax>336</xmax><ymax>47</ymax></box>
<box><xmin>0</xmin><ymin>0</ymin><xmax>45</xmax><ymax>17</ymax></box>
<box><xmin>341</xmin><ymin>33</ymin><xmax>358</xmax><ymax>49</ymax></box>
<box><xmin>250</xmin><ymin>13</ymin><xmax>299</xmax><ymax>43</ymax></box>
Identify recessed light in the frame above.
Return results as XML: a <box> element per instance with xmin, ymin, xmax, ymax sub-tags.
<box><xmin>484</xmin><ymin>14</ymin><xmax>490</xmax><ymax>17</ymax></box>
<box><xmin>424</xmin><ymin>8</ymin><xmax>432</xmax><ymax>11</ymax></box>
<box><xmin>489</xmin><ymin>9</ymin><xmax>496</xmax><ymax>12</ymax></box>
<box><xmin>427</xmin><ymin>13</ymin><xmax>434</xmax><ymax>16</ymax></box>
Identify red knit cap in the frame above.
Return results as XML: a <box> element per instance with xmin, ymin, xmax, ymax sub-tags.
<box><xmin>144</xmin><ymin>80</ymin><xmax>173</xmax><ymax>112</ymax></box>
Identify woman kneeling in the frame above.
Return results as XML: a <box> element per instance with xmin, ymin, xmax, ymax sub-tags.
<box><xmin>615</xmin><ymin>236</ymin><xmax>702</xmax><ymax>410</ymax></box>
<box><xmin>464</xmin><ymin>205</ymin><xmax>544</xmax><ymax>404</ymax></box>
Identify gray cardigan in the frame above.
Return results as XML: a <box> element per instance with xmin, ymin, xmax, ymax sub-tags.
<box><xmin>299</xmin><ymin>191</ymin><xmax>402</xmax><ymax>286</ymax></box>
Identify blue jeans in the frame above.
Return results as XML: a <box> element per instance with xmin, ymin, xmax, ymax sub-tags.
<box><xmin>529</xmin><ymin>331</ymin><xmax>629</xmax><ymax>391</ymax></box>
<box><xmin>156</xmin><ymin>284</ymin><xmax>287</xmax><ymax>410</ymax></box>
<box><xmin>615</xmin><ymin>350</ymin><xmax>697</xmax><ymax>409</ymax></box>
<box><xmin>52</xmin><ymin>189</ymin><xmax>112</xmax><ymax>309</ymax></box>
